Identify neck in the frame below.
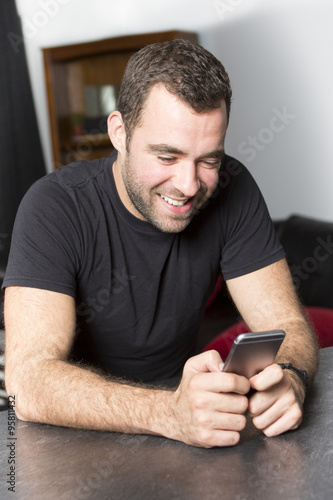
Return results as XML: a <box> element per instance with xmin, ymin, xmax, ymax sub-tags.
<box><xmin>112</xmin><ymin>156</ymin><xmax>145</xmax><ymax>221</ymax></box>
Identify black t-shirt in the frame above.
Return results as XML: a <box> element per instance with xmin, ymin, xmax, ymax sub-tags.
<box><xmin>3</xmin><ymin>152</ymin><xmax>284</xmax><ymax>383</ymax></box>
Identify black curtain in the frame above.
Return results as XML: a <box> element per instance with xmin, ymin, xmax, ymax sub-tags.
<box><xmin>0</xmin><ymin>0</ymin><xmax>46</xmax><ymax>274</ymax></box>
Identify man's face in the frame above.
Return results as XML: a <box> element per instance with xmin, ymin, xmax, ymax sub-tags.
<box><xmin>114</xmin><ymin>84</ymin><xmax>228</xmax><ymax>233</ymax></box>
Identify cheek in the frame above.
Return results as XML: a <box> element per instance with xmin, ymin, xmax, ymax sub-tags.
<box><xmin>128</xmin><ymin>154</ymin><xmax>160</xmax><ymax>186</ymax></box>
<box><xmin>200</xmin><ymin>169</ymin><xmax>220</xmax><ymax>192</ymax></box>
<box><xmin>140</xmin><ymin>162</ymin><xmax>170</xmax><ymax>188</ymax></box>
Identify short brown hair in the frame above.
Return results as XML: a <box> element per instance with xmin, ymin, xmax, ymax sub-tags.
<box><xmin>117</xmin><ymin>38</ymin><xmax>232</xmax><ymax>145</ymax></box>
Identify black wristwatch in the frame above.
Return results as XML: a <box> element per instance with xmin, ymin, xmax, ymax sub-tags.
<box><xmin>278</xmin><ymin>363</ymin><xmax>309</xmax><ymax>395</ymax></box>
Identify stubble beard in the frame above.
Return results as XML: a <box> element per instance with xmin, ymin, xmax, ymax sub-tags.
<box><xmin>121</xmin><ymin>154</ymin><xmax>209</xmax><ymax>233</ymax></box>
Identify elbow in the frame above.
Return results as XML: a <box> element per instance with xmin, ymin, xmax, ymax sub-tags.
<box><xmin>5</xmin><ymin>370</ymin><xmax>32</xmax><ymax>422</ymax></box>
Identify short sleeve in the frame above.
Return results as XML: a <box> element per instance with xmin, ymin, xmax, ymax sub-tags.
<box><xmin>219</xmin><ymin>157</ymin><xmax>285</xmax><ymax>280</ymax></box>
<box><xmin>2</xmin><ymin>176</ymin><xmax>82</xmax><ymax>297</ymax></box>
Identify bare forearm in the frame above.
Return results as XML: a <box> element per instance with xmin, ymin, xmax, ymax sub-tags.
<box><xmin>10</xmin><ymin>359</ymin><xmax>173</xmax><ymax>436</ymax></box>
<box><xmin>274</xmin><ymin>316</ymin><xmax>319</xmax><ymax>380</ymax></box>
<box><xmin>227</xmin><ymin>260</ymin><xmax>319</xmax><ymax>381</ymax></box>
<box><xmin>4</xmin><ymin>288</ymin><xmax>175</xmax><ymax>438</ymax></box>
<box><xmin>4</xmin><ymin>288</ymin><xmax>252</xmax><ymax>448</ymax></box>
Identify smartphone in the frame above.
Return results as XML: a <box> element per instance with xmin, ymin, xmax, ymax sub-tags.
<box><xmin>222</xmin><ymin>330</ymin><xmax>285</xmax><ymax>379</ymax></box>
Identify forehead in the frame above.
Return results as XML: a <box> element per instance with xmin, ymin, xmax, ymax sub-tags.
<box><xmin>132</xmin><ymin>84</ymin><xmax>227</xmax><ymax>151</ymax></box>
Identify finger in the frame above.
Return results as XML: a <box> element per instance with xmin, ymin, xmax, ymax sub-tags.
<box><xmin>195</xmin><ymin>391</ymin><xmax>249</xmax><ymax>415</ymax></box>
<box><xmin>185</xmin><ymin>350</ymin><xmax>224</xmax><ymax>374</ymax></box>
<box><xmin>248</xmin><ymin>370</ymin><xmax>294</xmax><ymax>417</ymax></box>
<box><xmin>251</xmin><ymin>393</ymin><xmax>302</xmax><ymax>433</ymax></box>
<box><xmin>188</xmin><ymin>371</ymin><xmax>251</xmax><ymax>395</ymax></box>
<box><xmin>214</xmin><ymin>412</ymin><xmax>247</xmax><ymax>432</ymax></box>
<box><xmin>247</xmin><ymin>389</ymin><xmax>277</xmax><ymax>417</ymax></box>
<box><xmin>217</xmin><ymin>393</ymin><xmax>249</xmax><ymax>414</ymax></box>
<box><xmin>259</xmin><ymin>404</ymin><xmax>303</xmax><ymax>437</ymax></box>
<box><xmin>194</xmin><ymin>406</ymin><xmax>247</xmax><ymax>432</ymax></box>
<box><xmin>192</xmin><ymin>429</ymin><xmax>241</xmax><ymax>448</ymax></box>
<box><xmin>249</xmin><ymin>363</ymin><xmax>284</xmax><ymax>391</ymax></box>
<box><xmin>190</xmin><ymin>413</ymin><xmax>247</xmax><ymax>448</ymax></box>
<box><xmin>248</xmin><ymin>373</ymin><xmax>292</xmax><ymax>417</ymax></box>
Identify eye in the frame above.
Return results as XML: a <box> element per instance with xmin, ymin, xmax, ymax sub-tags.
<box><xmin>202</xmin><ymin>159</ymin><xmax>221</xmax><ymax>168</ymax></box>
<box><xmin>158</xmin><ymin>156</ymin><xmax>176</xmax><ymax>163</ymax></box>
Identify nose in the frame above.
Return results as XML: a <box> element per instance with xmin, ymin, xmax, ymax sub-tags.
<box><xmin>172</xmin><ymin>161</ymin><xmax>201</xmax><ymax>198</ymax></box>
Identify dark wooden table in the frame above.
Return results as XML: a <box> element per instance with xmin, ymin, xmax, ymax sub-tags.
<box><xmin>1</xmin><ymin>347</ymin><xmax>332</xmax><ymax>500</ymax></box>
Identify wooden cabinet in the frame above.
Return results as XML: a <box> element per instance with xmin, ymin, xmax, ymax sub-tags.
<box><xmin>43</xmin><ymin>30</ymin><xmax>197</xmax><ymax>169</ymax></box>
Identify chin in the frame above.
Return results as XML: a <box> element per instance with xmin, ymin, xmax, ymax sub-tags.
<box><xmin>152</xmin><ymin>216</ymin><xmax>193</xmax><ymax>234</ymax></box>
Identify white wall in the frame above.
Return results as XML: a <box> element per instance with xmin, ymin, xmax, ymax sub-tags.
<box><xmin>15</xmin><ymin>0</ymin><xmax>333</xmax><ymax>221</ymax></box>
<box><xmin>202</xmin><ymin>0</ymin><xmax>333</xmax><ymax>222</ymax></box>
<box><xmin>15</xmin><ymin>0</ymin><xmax>218</xmax><ymax>174</ymax></box>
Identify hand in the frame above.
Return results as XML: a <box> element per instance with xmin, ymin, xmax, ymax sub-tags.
<box><xmin>170</xmin><ymin>350</ymin><xmax>250</xmax><ymax>448</ymax></box>
<box><xmin>248</xmin><ymin>363</ymin><xmax>304</xmax><ymax>437</ymax></box>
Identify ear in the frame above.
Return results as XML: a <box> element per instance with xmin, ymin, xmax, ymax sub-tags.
<box><xmin>107</xmin><ymin>111</ymin><xmax>127</xmax><ymax>153</ymax></box>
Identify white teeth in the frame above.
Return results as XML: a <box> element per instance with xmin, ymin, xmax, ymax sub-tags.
<box><xmin>160</xmin><ymin>195</ymin><xmax>187</xmax><ymax>207</ymax></box>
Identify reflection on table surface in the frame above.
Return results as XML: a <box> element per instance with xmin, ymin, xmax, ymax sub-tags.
<box><xmin>1</xmin><ymin>347</ymin><xmax>333</xmax><ymax>500</ymax></box>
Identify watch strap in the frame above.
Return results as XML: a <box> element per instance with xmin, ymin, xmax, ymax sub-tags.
<box><xmin>278</xmin><ymin>362</ymin><xmax>309</xmax><ymax>395</ymax></box>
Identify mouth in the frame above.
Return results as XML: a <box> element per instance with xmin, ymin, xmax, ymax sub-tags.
<box><xmin>159</xmin><ymin>194</ymin><xmax>190</xmax><ymax>207</ymax></box>
<box><xmin>158</xmin><ymin>193</ymin><xmax>195</xmax><ymax>216</ymax></box>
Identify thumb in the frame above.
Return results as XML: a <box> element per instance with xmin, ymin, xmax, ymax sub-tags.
<box><xmin>185</xmin><ymin>350</ymin><xmax>223</xmax><ymax>374</ymax></box>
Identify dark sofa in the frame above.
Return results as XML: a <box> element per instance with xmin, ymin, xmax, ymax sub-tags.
<box><xmin>0</xmin><ymin>263</ymin><xmax>4</xmax><ymax>320</ymax></box>
<box><xmin>274</xmin><ymin>215</ymin><xmax>333</xmax><ymax>309</ymax></box>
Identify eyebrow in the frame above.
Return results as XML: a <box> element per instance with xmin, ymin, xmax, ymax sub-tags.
<box><xmin>145</xmin><ymin>143</ymin><xmax>225</xmax><ymax>159</ymax></box>
<box><xmin>145</xmin><ymin>144</ymin><xmax>185</xmax><ymax>155</ymax></box>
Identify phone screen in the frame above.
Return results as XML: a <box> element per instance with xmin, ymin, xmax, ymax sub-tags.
<box><xmin>222</xmin><ymin>330</ymin><xmax>285</xmax><ymax>379</ymax></box>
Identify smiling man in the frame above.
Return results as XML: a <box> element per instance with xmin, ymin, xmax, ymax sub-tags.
<box><xmin>110</xmin><ymin>83</ymin><xmax>226</xmax><ymax>233</ymax></box>
<box><xmin>3</xmin><ymin>39</ymin><xmax>318</xmax><ymax>448</ymax></box>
